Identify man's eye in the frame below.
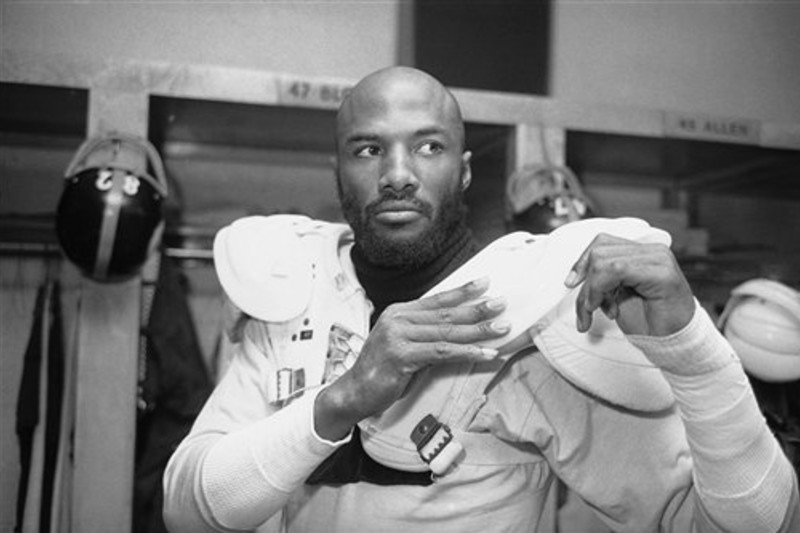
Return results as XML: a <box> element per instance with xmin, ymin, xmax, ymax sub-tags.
<box><xmin>354</xmin><ymin>145</ymin><xmax>381</xmax><ymax>158</ymax></box>
<box><xmin>416</xmin><ymin>142</ymin><xmax>444</xmax><ymax>156</ymax></box>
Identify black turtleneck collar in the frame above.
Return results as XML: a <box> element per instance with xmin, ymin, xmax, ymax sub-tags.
<box><xmin>351</xmin><ymin>224</ymin><xmax>479</xmax><ymax>323</ymax></box>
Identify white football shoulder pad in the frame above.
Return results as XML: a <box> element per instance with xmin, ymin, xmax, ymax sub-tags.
<box><xmin>214</xmin><ymin>215</ymin><xmax>370</xmax><ymax>404</ymax></box>
<box><xmin>359</xmin><ymin>217</ymin><xmax>677</xmax><ymax>475</ymax></box>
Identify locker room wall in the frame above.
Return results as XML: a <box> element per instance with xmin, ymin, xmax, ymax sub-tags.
<box><xmin>551</xmin><ymin>0</ymin><xmax>800</xmax><ymax>122</ymax></box>
<box><xmin>2</xmin><ymin>1</ymin><xmax>799</xmax><ymax>121</ymax></box>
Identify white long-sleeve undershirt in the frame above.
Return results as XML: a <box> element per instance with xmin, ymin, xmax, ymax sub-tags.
<box><xmin>629</xmin><ymin>305</ymin><xmax>796</xmax><ymax>533</ymax></box>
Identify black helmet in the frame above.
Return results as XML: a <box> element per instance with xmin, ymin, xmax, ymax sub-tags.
<box><xmin>56</xmin><ymin>133</ymin><xmax>168</xmax><ymax>282</ymax></box>
<box><xmin>506</xmin><ymin>164</ymin><xmax>595</xmax><ymax>234</ymax></box>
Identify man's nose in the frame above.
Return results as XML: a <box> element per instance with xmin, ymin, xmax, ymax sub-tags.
<box><xmin>379</xmin><ymin>148</ymin><xmax>419</xmax><ymax>192</ymax></box>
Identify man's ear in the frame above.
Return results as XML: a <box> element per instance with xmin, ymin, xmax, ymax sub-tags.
<box><xmin>460</xmin><ymin>151</ymin><xmax>473</xmax><ymax>191</ymax></box>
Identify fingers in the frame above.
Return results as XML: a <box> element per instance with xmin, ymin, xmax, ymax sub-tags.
<box><xmin>411</xmin><ymin>340</ymin><xmax>500</xmax><ymax>365</ymax></box>
<box><xmin>416</xmin><ymin>277</ymin><xmax>491</xmax><ymax>310</ymax></box>
<box><xmin>372</xmin><ymin>278</ymin><xmax>511</xmax><ymax>368</ymax></box>
<box><xmin>565</xmin><ymin>233</ymin><xmax>629</xmax><ymax>289</ymax></box>
<box><xmin>565</xmin><ymin>233</ymin><xmax>692</xmax><ymax>334</ymax></box>
<box><xmin>412</xmin><ymin>295</ymin><xmax>507</xmax><ymax>326</ymax></box>
<box><xmin>565</xmin><ymin>234</ymin><xmax>628</xmax><ymax>330</ymax></box>
<box><xmin>573</xmin><ymin>246</ymin><xmax>645</xmax><ymax>332</ymax></box>
<box><xmin>401</xmin><ymin>277</ymin><xmax>510</xmax><ymax>337</ymax></box>
<box><xmin>410</xmin><ymin>317</ymin><xmax>510</xmax><ymax>344</ymax></box>
<box><xmin>367</xmin><ymin>317</ymin><xmax>504</xmax><ymax>372</ymax></box>
<box><xmin>381</xmin><ymin>294</ymin><xmax>510</xmax><ymax>344</ymax></box>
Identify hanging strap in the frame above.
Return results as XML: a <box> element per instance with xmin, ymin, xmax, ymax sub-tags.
<box><xmin>15</xmin><ymin>284</ymin><xmax>47</xmax><ymax>533</ymax></box>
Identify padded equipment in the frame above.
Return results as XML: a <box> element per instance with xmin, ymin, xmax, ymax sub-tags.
<box><xmin>718</xmin><ymin>279</ymin><xmax>800</xmax><ymax>382</ymax></box>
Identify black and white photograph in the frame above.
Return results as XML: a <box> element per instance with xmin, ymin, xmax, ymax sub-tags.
<box><xmin>1</xmin><ymin>1</ymin><xmax>799</xmax><ymax>532</ymax></box>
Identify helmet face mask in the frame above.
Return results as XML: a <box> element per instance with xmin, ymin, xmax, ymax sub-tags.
<box><xmin>510</xmin><ymin>193</ymin><xmax>593</xmax><ymax>234</ymax></box>
<box><xmin>56</xmin><ymin>134</ymin><xmax>168</xmax><ymax>282</ymax></box>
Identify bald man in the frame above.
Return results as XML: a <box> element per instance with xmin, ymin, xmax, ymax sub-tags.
<box><xmin>163</xmin><ymin>67</ymin><xmax>799</xmax><ymax>532</ymax></box>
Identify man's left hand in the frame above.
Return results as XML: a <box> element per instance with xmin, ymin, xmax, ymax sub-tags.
<box><xmin>565</xmin><ymin>234</ymin><xmax>695</xmax><ymax>337</ymax></box>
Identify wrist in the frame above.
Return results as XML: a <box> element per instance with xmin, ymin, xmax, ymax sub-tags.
<box><xmin>314</xmin><ymin>378</ymin><xmax>364</xmax><ymax>441</ymax></box>
<box><xmin>650</xmin><ymin>297</ymin><xmax>696</xmax><ymax>337</ymax></box>
<box><xmin>629</xmin><ymin>300</ymin><xmax>737</xmax><ymax>376</ymax></box>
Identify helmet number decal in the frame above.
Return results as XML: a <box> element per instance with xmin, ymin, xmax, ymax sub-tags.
<box><xmin>95</xmin><ymin>169</ymin><xmax>114</xmax><ymax>191</ymax></box>
<box><xmin>123</xmin><ymin>174</ymin><xmax>141</xmax><ymax>196</ymax></box>
<box><xmin>94</xmin><ymin>169</ymin><xmax>141</xmax><ymax>196</ymax></box>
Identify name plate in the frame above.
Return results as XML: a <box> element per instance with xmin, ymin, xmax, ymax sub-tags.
<box><xmin>664</xmin><ymin>112</ymin><xmax>761</xmax><ymax>144</ymax></box>
<box><xmin>278</xmin><ymin>76</ymin><xmax>353</xmax><ymax>109</ymax></box>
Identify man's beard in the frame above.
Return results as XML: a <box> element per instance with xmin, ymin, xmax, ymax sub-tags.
<box><xmin>337</xmin><ymin>179</ymin><xmax>468</xmax><ymax>269</ymax></box>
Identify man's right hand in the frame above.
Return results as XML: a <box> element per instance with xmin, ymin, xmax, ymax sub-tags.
<box><xmin>314</xmin><ymin>277</ymin><xmax>509</xmax><ymax>441</ymax></box>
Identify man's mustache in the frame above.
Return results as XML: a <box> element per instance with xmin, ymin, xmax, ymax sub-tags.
<box><xmin>365</xmin><ymin>190</ymin><xmax>433</xmax><ymax>218</ymax></box>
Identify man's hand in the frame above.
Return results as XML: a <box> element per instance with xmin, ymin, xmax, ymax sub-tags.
<box><xmin>565</xmin><ymin>233</ymin><xmax>696</xmax><ymax>338</ymax></box>
<box><xmin>315</xmin><ymin>278</ymin><xmax>509</xmax><ymax>440</ymax></box>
